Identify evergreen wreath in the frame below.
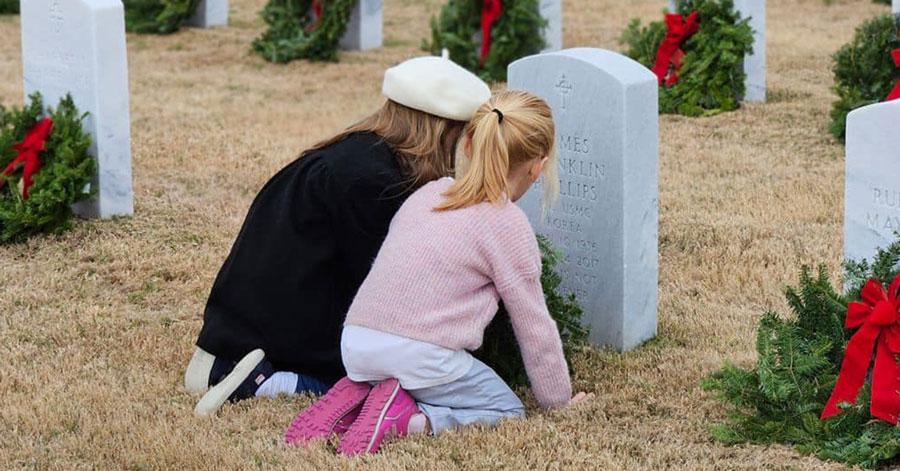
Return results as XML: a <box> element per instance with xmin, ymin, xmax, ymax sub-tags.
<box><xmin>0</xmin><ymin>94</ymin><xmax>95</xmax><ymax>244</ymax></box>
<box><xmin>122</xmin><ymin>0</ymin><xmax>200</xmax><ymax>34</ymax></box>
<box><xmin>703</xmin><ymin>237</ymin><xmax>900</xmax><ymax>468</ymax></box>
<box><xmin>476</xmin><ymin>235</ymin><xmax>589</xmax><ymax>388</ymax></box>
<box><xmin>0</xmin><ymin>0</ymin><xmax>18</xmax><ymax>15</ymax></box>
<box><xmin>620</xmin><ymin>0</ymin><xmax>754</xmax><ymax>117</ymax></box>
<box><xmin>424</xmin><ymin>0</ymin><xmax>547</xmax><ymax>83</ymax></box>
<box><xmin>252</xmin><ymin>0</ymin><xmax>357</xmax><ymax>63</ymax></box>
<box><xmin>829</xmin><ymin>14</ymin><xmax>900</xmax><ymax>143</ymax></box>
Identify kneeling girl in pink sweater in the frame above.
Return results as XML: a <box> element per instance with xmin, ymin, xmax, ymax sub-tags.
<box><xmin>285</xmin><ymin>90</ymin><xmax>585</xmax><ymax>455</ymax></box>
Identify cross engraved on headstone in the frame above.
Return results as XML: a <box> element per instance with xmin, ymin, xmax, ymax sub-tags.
<box><xmin>555</xmin><ymin>74</ymin><xmax>572</xmax><ymax>111</ymax></box>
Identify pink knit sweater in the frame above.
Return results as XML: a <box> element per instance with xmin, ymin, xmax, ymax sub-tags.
<box><xmin>345</xmin><ymin>177</ymin><xmax>572</xmax><ymax>409</ymax></box>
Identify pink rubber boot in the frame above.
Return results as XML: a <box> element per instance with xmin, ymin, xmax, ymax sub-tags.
<box><xmin>338</xmin><ymin>379</ymin><xmax>419</xmax><ymax>455</ymax></box>
<box><xmin>284</xmin><ymin>377</ymin><xmax>371</xmax><ymax>445</ymax></box>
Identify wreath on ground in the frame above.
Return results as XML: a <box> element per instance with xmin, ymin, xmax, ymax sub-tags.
<box><xmin>123</xmin><ymin>0</ymin><xmax>200</xmax><ymax>34</ymax></box>
<box><xmin>0</xmin><ymin>0</ymin><xmax>18</xmax><ymax>15</ymax></box>
<box><xmin>620</xmin><ymin>0</ymin><xmax>754</xmax><ymax>117</ymax></box>
<box><xmin>0</xmin><ymin>93</ymin><xmax>95</xmax><ymax>244</ymax></box>
<box><xmin>252</xmin><ymin>0</ymin><xmax>357</xmax><ymax>63</ymax></box>
<box><xmin>704</xmin><ymin>236</ymin><xmax>900</xmax><ymax>468</ymax></box>
<box><xmin>424</xmin><ymin>0</ymin><xmax>547</xmax><ymax>83</ymax></box>
<box><xmin>477</xmin><ymin>235</ymin><xmax>589</xmax><ymax>387</ymax></box>
<box><xmin>829</xmin><ymin>14</ymin><xmax>900</xmax><ymax>143</ymax></box>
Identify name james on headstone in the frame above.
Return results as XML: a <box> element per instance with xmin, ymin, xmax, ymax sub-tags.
<box><xmin>844</xmin><ymin>99</ymin><xmax>900</xmax><ymax>264</ymax></box>
<box><xmin>21</xmin><ymin>0</ymin><xmax>133</xmax><ymax>219</ymax></box>
<box><xmin>508</xmin><ymin>48</ymin><xmax>659</xmax><ymax>351</ymax></box>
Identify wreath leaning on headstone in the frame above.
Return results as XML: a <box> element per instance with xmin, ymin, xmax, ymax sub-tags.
<box><xmin>0</xmin><ymin>0</ymin><xmax>18</xmax><ymax>15</ymax></box>
<box><xmin>619</xmin><ymin>0</ymin><xmax>754</xmax><ymax>117</ymax></box>
<box><xmin>122</xmin><ymin>0</ymin><xmax>201</xmax><ymax>34</ymax></box>
<box><xmin>476</xmin><ymin>236</ymin><xmax>589</xmax><ymax>388</ymax></box>
<box><xmin>704</xmin><ymin>236</ymin><xmax>900</xmax><ymax>469</ymax></box>
<box><xmin>424</xmin><ymin>0</ymin><xmax>547</xmax><ymax>83</ymax></box>
<box><xmin>829</xmin><ymin>14</ymin><xmax>900</xmax><ymax>143</ymax></box>
<box><xmin>0</xmin><ymin>93</ymin><xmax>95</xmax><ymax>244</ymax></box>
<box><xmin>252</xmin><ymin>0</ymin><xmax>357</xmax><ymax>63</ymax></box>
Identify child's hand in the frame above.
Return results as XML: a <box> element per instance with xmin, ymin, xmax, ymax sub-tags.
<box><xmin>568</xmin><ymin>391</ymin><xmax>593</xmax><ymax>407</ymax></box>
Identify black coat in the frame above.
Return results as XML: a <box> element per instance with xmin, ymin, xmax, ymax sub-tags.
<box><xmin>196</xmin><ymin>132</ymin><xmax>409</xmax><ymax>383</ymax></box>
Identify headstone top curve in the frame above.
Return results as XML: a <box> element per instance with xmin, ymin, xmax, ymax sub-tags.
<box><xmin>509</xmin><ymin>48</ymin><xmax>656</xmax><ymax>86</ymax></box>
<box><xmin>847</xmin><ymin>98</ymin><xmax>900</xmax><ymax>121</ymax></box>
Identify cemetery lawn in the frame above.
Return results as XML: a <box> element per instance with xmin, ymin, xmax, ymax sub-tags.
<box><xmin>0</xmin><ymin>0</ymin><xmax>870</xmax><ymax>469</ymax></box>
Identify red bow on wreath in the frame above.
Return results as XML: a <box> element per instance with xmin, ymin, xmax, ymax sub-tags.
<box><xmin>0</xmin><ymin>118</ymin><xmax>53</xmax><ymax>200</ymax></box>
<box><xmin>651</xmin><ymin>11</ymin><xmax>700</xmax><ymax>86</ymax></box>
<box><xmin>480</xmin><ymin>0</ymin><xmax>503</xmax><ymax>66</ymax></box>
<box><xmin>887</xmin><ymin>30</ymin><xmax>900</xmax><ymax>101</ymax></box>
<box><xmin>306</xmin><ymin>0</ymin><xmax>324</xmax><ymax>33</ymax></box>
<box><xmin>821</xmin><ymin>273</ymin><xmax>900</xmax><ymax>424</ymax></box>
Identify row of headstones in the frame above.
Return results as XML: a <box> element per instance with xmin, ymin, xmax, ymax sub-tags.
<box><xmin>18</xmin><ymin>0</ymin><xmax>564</xmax><ymax>219</ymax></box>
<box><xmin>188</xmin><ymin>0</ymin><xmax>564</xmax><ymax>52</ymax></box>
<box><xmin>23</xmin><ymin>0</ymin><xmax>648</xmax><ymax>350</ymax></box>
<box><xmin>26</xmin><ymin>0</ymin><xmax>872</xmax><ymax>353</ymax></box>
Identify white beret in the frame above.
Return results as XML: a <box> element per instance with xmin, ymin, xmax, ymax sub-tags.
<box><xmin>382</xmin><ymin>56</ymin><xmax>491</xmax><ymax>122</ymax></box>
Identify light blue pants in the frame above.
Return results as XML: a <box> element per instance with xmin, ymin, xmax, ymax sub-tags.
<box><xmin>409</xmin><ymin>358</ymin><xmax>525</xmax><ymax>436</ymax></box>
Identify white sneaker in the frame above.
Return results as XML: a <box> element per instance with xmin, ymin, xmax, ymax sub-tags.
<box><xmin>194</xmin><ymin>349</ymin><xmax>268</xmax><ymax>417</ymax></box>
<box><xmin>184</xmin><ymin>347</ymin><xmax>217</xmax><ymax>394</ymax></box>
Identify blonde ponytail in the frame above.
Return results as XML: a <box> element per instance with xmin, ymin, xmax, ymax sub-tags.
<box><xmin>436</xmin><ymin>90</ymin><xmax>558</xmax><ymax>212</ymax></box>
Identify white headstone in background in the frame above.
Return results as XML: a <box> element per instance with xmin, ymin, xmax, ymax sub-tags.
<box><xmin>894</xmin><ymin>0</ymin><xmax>899</xmax><ymax>14</ymax></box>
<box><xmin>21</xmin><ymin>0</ymin><xmax>133</xmax><ymax>219</ymax></box>
<box><xmin>844</xmin><ymin>100</ymin><xmax>900</xmax><ymax>264</ymax></box>
<box><xmin>508</xmin><ymin>48</ymin><xmax>659</xmax><ymax>351</ymax></box>
<box><xmin>734</xmin><ymin>0</ymin><xmax>766</xmax><ymax>102</ymax></box>
<box><xmin>539</xmin><ymin>0</ymin><xmax>562</xmax><ymax>52</ymax></box>
<box><xmin>188</xmin><ymin>0</ymin><xmax>228</xmax><ymax>28</ymax></box>
<box><xmin>340</xmin><ymin>0</ymin><xmax>382</xmax><ymax>51</ymax></box>
<box><xmin>668</xmin><ymin>0</ymin><xmax>677</xmax><ymax>12</ymax></box>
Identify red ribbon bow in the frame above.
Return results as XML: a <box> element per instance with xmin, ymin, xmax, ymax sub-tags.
<box><xmin>0</xmin><ymin>118</ymin><xmax>53</xmax><ymax>200</ymax></box>
<box><xmin>480</xmin><ymin>0</ymin><xmax>503</xmax><ymax>66</ymax></box>
<box><xmin>306</xmin><ymin>0</ymin><xmax>323</xmax><ymax>33</ymax></box>
<box><xmin>651</xmin><ymin>11</ymin><xmax>700</xmax><ymax>86</ymax></box>
<box><xmin>821</xmin><ymin>274</ymin><xmax>900</xmax><ymax>424</ymax></box>
<box><xmin>887</xmin><ymin>30</ymin><xmax>900</xmax><ymax>101</ymax></box>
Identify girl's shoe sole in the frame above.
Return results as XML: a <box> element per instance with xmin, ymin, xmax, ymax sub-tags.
<box><xmin>338</xmin><ymin>380</ymin><xmax>401</xmax><ymax>455</ymax></box>
<box><xmin>284</xmin><ymin>377</ymin><xmax>370</xmax><ymax>445</ymax></box>
<box><xmin>193</xmin><ymin>349</ymin><xmax>265</xmax><ymax>417</ymax></box>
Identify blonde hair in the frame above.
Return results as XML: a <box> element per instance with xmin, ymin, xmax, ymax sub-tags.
<box><xmin>436</xmin><ymin>90</ymin><xmax>559</xmax><ymax>212</ymax></box>
<box><xmin>302</xmin><ymin>100</ymin><xmax>466</xmax><ymax>189</ymax></box>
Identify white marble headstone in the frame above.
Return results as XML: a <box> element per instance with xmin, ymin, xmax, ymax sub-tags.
<box><xmin>893</xmin><ymin>0</ymin><xmax>899</xmax><ymax>14</ymax></box>
<box><xmin>21</xmin><ymin>0</ymin><xmax>133</xmax><ymax>219</ymax></box>
<box><xmin>539</xmin><ymin>0</ymin><xmax>562</xmax><ymax>52</ymax></box>
<box><xmin>339</xmin><ymin>0</ymin><xmax>382</xmax><ymax>51</ymax></box>
<box><xmin>188</xmin><ymin>0</ymin><xmax>228</xmax><ymax>28</ymax></box>
<box><xmin>508</xmin><ymin>48</ymin><xmax>659</xmax><ymax>351</ymax></box>
<box><xmin>734</xmin><ymin>0</ymin><xmax>766</xmax><ymax>102</ymax></box>
<box><xmin>844</xmin><ymin>100</ymin><xmax>900</xmax><ymax>264</ymax></box>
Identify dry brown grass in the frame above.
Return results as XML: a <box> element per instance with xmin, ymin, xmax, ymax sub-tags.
<box><xmin>0</xmin><ymin>0</ymin><xmax>886</xmax><ymax>469</ymax></box>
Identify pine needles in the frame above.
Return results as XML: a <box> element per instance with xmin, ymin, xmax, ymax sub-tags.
<box><xmin>704</xmin><ymin>237</ymin><xmax>900</xmax><ymax>468</ymax></box>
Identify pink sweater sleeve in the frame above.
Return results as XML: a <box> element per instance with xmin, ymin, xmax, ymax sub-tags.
<box><xmin>498</xmin><ymin>275</ymin><xmax>573</xmax><ymax>409</ymax></box>
<box><xmin>490</xmin><ymin>212</ymin><xmax>572</xmax><ymax>409</ymax></box>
